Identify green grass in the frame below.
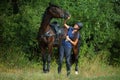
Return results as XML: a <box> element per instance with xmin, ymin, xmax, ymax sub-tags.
<box><xmin>0</xmin><ymin>48</ymin><xmax>120</xmax><ymax>80</ymax></box>
<box><xmin>0</xmin><ymin>63</ymin><xmax>120</xmax><ymax>80</ymax></box>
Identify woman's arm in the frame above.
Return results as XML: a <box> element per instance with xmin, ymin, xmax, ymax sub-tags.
<box><xmin>66</xmin><ymin>36</ymin><xmax>79</xmax><ymax>46</ymax></box>
<box><xmin>64</xmin><ymin>16</ymin><xmax>71</xmax><ymax>29</ymax></box>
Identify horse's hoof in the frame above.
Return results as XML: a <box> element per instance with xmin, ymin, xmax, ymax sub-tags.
<box><xmin>43</xmin><ymin>70</ymin><xmax>49</xmax><ymax>73</ymax></box>
<box><xmin>67</xmin><ymin>71</ymin><xmax>70</xmax><ymax>76</ymax></box>
<box><xmin>46</xmin><ymin>69</ymin><xmax>50</xmax><ymax>72</ymax></box>
<box><xmin>75</xmin><ymin>71</ymin><xmax>78</xmax><ymax>75</ymax></box>
<box><xmin>44</xmin><ymin>70</ymin><xmax>50</xmax><ymax>73</ymax></box>
<box><xmin>43</xmin><ymin>70</ymin><xmax>47</xmax><ymax>73</ymax></box>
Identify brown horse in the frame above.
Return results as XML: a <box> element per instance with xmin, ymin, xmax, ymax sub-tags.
<box><xmin>37</xmin><ymin>3</ymin><xmax>69</xmax><ymax>73</ymax></box>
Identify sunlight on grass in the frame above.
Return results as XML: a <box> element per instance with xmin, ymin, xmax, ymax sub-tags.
<box><xmin>0</xmin><ymin>63</ymin><xmax>120</xmax><ymax>80</ymax></box>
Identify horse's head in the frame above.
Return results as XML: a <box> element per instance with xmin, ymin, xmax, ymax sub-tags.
<box><xmin>47</xmin><ymin>3</ymin><xmax>70</xmax><ymax>19</ymax></box>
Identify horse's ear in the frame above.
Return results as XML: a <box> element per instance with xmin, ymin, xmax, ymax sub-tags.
<box><xmin>49</xmin><ymin>2</ymin><xmax>53</xmax><ymax>6</ymax></box>
<box><xmin>49</xmin><ymin>2</ymin><xmax>56</xmax><ymax>7</ymax></box>
<box><xmin>49</xmin><ymin>2</ymin><xmax>51</xmax><ymax>6</ymax></box>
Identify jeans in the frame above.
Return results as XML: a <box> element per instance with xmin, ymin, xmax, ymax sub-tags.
<box><xmin>58</xmin><ymin>45</ymin><xmax>72</xmax><ymax>73</ymax></box>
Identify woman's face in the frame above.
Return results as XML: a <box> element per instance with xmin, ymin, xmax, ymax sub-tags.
<box><xmin>73</xmin><ymin>24</ymin><xmax>79</xmax><ymax>32</ymax></box>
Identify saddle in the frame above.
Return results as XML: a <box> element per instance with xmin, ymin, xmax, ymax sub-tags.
<box><xmin>50</xmin><ymin>21</ymin><xmax>65</xmax><ymax>45</ymax></box>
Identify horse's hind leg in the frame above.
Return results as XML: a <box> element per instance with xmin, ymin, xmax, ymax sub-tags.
<box><xmin>73</xmin><ymin>47</ymin><xmax>79</xmax><ymax>75</ymax></box>
<box><xmin>75</xmin><ymin>55</ymin><xmax>79</xmax><ymax>74</ymax></box>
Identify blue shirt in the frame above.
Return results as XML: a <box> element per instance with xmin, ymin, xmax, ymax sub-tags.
<box><xmin>62</xmin><ymin>27</ymin><xmax>80</xmax><ymax>48</ymax></box>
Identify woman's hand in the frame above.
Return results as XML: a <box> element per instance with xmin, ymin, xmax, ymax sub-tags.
<box><xmin>66</xmin><ymin>15</ymin><xmax>71</xmax><ymax>20</ymax></box>
<box><xmin>63</xmin><ymin>15</ymin><xmax>71</xmax><ymax>29</ymax></box>
<box><xmin>64</xmin><ymin>15</ymin><xmax>71</xmax><ymax>20</ymax></box>
<box><xmin>66</xmin><ymin>36</ymin><xmax>71</xmax><ymax>41</ymax></box>
<box><xmin>67</xmin><ymin>16</ymin><xmax>71</xmax><ymax>19</ymax></box>
<box><xmin>66</xmin><ymin>35</ymin><xmax>79</xmax><ymax>46</ymax></box>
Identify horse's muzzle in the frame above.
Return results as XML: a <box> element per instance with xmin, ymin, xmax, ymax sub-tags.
<box><xmin>63</xmin><ymin>11</ymin><xmax>70</xmax><ymax>19</ymax></box>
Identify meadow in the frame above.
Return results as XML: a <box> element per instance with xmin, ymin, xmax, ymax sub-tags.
<box><xmin>0</xmin><ymin>57</ymin><xmax>120</xmax><ymax>80</ymax></box>
<box><xmin>0</xmin><ymin>0</ymin><xmax>120</xmax><ymax>80</ymax></box>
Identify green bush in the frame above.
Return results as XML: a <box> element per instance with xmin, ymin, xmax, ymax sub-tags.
<box><xmin>0</xmin><ymin>46</ymin><xmax>29</xmax><ymax>68</ymax></box>
<box><xmin>0</xmin><ymin>0</ymin><xmax>120</xmax><ymax>66</ymax></box>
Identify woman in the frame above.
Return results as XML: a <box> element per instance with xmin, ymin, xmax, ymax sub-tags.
<box><xmin>58</xmin><ymin>16</ymin><xmax>83</xmax><ymax>76</ymax></box>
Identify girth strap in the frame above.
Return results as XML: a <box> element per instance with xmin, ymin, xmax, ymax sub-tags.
<box><xmin>40</xmin><ymin>29</ymin><xmax>55</xmax><ymax>37</ymax></box>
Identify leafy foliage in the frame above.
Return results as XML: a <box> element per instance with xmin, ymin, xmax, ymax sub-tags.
<box><xmin>0</xmin><ymin>0</ymin><xmax>120</xmax><ymax>65</ymax></box>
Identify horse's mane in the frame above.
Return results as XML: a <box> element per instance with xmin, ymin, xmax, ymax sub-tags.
<box><xmin>41</xmin><ymin>3</ymin><xmax>61</xmax><ymax>22</ymax></box>
<box><xmin>49</xmin><ymin>2</ymin><xmax>61</xmax><ymax>8</ymax></box>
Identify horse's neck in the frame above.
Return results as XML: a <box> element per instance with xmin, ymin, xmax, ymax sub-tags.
<box><xmin>39</xmin><ymin>14</ymin><xmax>52</xmax><ymax>32</ymax></box>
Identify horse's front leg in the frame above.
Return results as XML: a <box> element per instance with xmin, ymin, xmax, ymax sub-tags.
<box><xmin>47</xmin><ymin>44</ymin><xmax>53</xmax><ymax>72</ymax></box>
<box><xmin>41</xmin><ymin>47</ymin><xmax>47</xmax><ymax>73</ymax></box>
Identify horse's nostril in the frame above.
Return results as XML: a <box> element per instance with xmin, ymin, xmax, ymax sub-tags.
<box><xmin>64</xmin><ymin>14</ymin><xmax>69</xmax><ymax>19</ymax></box>
<box><xmin>61</xmin><ymin>14</ymin><xmax>65</xmax><ymax>18</ymax></box>
<box><xmin>63</xmin><ymin>11</ymin><xmax>70</xmax><ymax>19</ymax></box>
